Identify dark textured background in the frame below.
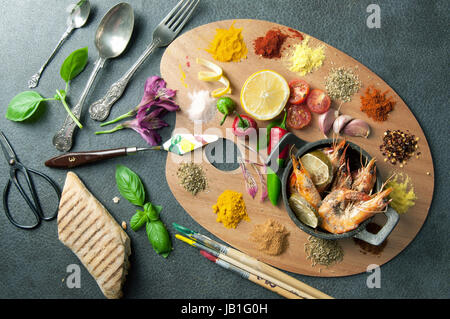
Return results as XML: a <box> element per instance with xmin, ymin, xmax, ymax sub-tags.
<box><xmin>0</xmin><ymin>0</ymin><xmax>448</xmax><ymax>299</ymax></box>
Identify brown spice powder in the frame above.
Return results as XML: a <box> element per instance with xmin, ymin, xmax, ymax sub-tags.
<box><xmin>250</xmin><ymin>219</ymin><xmax>290</xmax><ymax>256</ymax></box>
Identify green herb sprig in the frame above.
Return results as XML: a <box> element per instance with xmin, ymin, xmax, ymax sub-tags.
<box><xmin>6</xmin><ymin>47</ymin><xmax>88</xmax><ymax>128</ymax></box>
<box><xmin>115</xmin><ymin>165</ymin><xmax>172</xmax><ymax>258</ymax></box>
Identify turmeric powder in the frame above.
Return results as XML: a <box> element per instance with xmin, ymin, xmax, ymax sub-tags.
<box><xmin>212</xmin><ymin>190</ymin><xmax>249</xmax><ymax>228</ymax></box>
<box><xmin>205</xmin><ymin>22</ymin><xmax>248</xmax><ymax>62</ymax></box>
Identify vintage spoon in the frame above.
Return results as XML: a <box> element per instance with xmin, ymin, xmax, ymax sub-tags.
<box><xmin>52</xmin><ymin>2</ymin><xmax>134</xmax><ymax>152</ymax></box>
<box><xmin>28</xmin><ymin>0</ymin><xmax>91</xmax><ymax>88</ymax></box>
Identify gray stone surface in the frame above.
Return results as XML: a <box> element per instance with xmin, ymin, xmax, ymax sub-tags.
<box><xmin>0</xmin><ymin>0</ymin><xmax>448</xmax><ymax>299</ymax></box>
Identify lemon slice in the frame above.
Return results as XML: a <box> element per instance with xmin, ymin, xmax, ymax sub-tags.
<box><xmin>288</xmin><ymin>193</ymin><xmax>319</xmax><ymax>228</ymax></box>
<box><xmin>301</xmin><ymin>150</ymin><xmax>333</xmax><ymax>192</ymax></box>
<box><xmin>196</xmin><ymin>57</ymin><xmax>231</xmax><ymax>98</ymax></box>
<box><xmin>240</xmin><ymin>70</ymin><xmax>290</xmax><ymax>120</ymax></box>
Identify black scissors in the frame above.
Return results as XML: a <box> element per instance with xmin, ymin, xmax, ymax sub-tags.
<box><xmin>0</xmin><ymin>130</ymin><xmax>61</xmax><ymax>229</ymax></box>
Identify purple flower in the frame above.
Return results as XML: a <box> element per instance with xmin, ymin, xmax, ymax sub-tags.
<box><xmin>95</xmin><ymin>76</ymin><xmax>179</xmax><ymax>146</ymax></box>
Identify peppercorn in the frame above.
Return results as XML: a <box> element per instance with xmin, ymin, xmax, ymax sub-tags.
<box><xmin>379</xmin><ymin>129</ymin><xmax>420</xmax><ymax>166</ymax></box>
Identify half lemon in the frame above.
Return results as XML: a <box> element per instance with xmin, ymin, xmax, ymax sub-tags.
<box><xmin>240</xmin><ymin>70</ymin><xmax>290</xmax><ymax>121</ymax></box>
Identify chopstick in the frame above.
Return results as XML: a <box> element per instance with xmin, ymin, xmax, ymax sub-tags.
<box><xmin>176</xmin><ymin>234</ymin><xmax>304</xmax><ymax>299</ymax></box>
<box><xmin>173</xmin><ymin>223</ymin><xmax>333</xmax><ymax>299</ymax></box>
<box><xmin>199</xmin><ymin>249</ymin><xmax>301</xmax><ymax>299</ymax></box>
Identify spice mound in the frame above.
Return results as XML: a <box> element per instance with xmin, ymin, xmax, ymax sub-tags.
<box><xmin>205</xmin><ymin>22</ymin><xmax>248</xmax><ymax>62</ymax></box>
<box><xmin>360</xmin><ymin>86</ymin><xmax>395</xmax><ymax>121</ymax></box>
<box><xmin>253</xmin><ymin>29</ymin><xmax>288</xmax><ymax>59</ymax></box>
<box><xmin>212</xmin><ymin>190</ymin><xmax>249</xmax><ymax>228</ymax></box>
<box><xmin>177</xmin><ymin>162</ymin><xmax>208</xmax><ymax>195</ymax></box>
<box><xmin>325</xmin><ymin>67</ymin><xmax>361</xmax><ymax>102</ymax></box>
<box><xmin>250</xmin><ymin>219</ymin><xmax>290</xmax><ymax>256</ymax></box>
<box><xmin>304</xmin><ymin>236</ymin><xmax>344</xmax><ymax>267</ymax></box>
<box><xmin>386</xmin><ymin>173</ymin><xmax>417</xmax><ymax>214</ymax></box>
<box><xmin>285</xmin><ymin>36</ymin><xmax>325</xmax><ymax>76</ymax></box>
<box><xmin>380</xmin><ymin>129</ymin><xmax>420</xmax><ymax>166</ymax></box>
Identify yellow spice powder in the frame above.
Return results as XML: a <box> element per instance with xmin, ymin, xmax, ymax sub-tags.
<box><xmin>286</xmin><ymin>36</ymin><xmax>325</xmax><ymax>75</ymax></box>
<box><xmin>386</xmin><ymin>173</ymin><xmax>417</xmax><ymax>214</ymax></box>
<box><xmin>205</xmin><ymin>22</ymin><xmax>248</xmax><ymax>62</ymax></box>
<box><xmin>212</xmin><ymin>190</ymin><xmax>249</xmax><ymax>228</ymax></box>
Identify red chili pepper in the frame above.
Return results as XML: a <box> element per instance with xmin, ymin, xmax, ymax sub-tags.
<box><xmin>268</xmin><ymin>110</ymin><xmax>289</xmax><ymax>159</ymax></box>
<box><xmin>232</xmin><ymin>114</ymin><xmax>258</xmax><ymax>137</ymax></box>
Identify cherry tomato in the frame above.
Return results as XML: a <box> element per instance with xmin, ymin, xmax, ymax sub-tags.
<box><xmin>306</xmin><ymin>89</ymin><xmax>331</xmax><ymax>114</ymax></box>
<box><xmin>287</xmin><ymin>104</ymin><xmax>311</xmax><ymax>129</ymax></box>
<box><xmin>288</xmin><ymin>79</ymin><xmax>310</xmax><ymax>105</ymax></box>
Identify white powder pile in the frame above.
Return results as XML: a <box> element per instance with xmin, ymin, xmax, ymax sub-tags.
<box><xmin>187</xmin><ymin>90</ymin><xmax>217</xmax><ymax>123</ymax></box>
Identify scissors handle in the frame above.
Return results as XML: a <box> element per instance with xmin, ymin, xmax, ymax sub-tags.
<box><xmin>3</xmin><ymin>165</ymin><xmax>60</xmax><ymax>230</ymax></box>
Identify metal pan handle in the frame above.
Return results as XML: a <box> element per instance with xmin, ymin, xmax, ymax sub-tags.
<box><xmin>353</xmin><ymin>207</ymin><xmax>399</xmax><ymax>246</ymax></box>
<box><xmin>265</xmin><ymin>133</ymin><xmax>308</xmax><ymax>179</ymax></box>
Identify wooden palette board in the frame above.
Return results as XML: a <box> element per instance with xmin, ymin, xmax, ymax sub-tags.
<box><xmin>160</xmin><ymin>19</ymin><xmax>434</xmax><ymax>277</ymax></box>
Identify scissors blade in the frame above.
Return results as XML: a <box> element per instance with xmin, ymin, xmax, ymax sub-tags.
<box><xmin>0</xmin><ymin>130</ymin><xmax>17</xmax><ymax>163</ymax></box>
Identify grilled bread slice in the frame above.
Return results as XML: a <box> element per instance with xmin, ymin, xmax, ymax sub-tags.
<box><xmin>57</xmin><ymin>172</ymin><xmax>131</xmax><ymax>299</ymax></box>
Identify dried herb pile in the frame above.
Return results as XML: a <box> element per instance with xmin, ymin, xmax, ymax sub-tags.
<box><xmin>325</xmin><ymin>67</ymin><xmax>361</xmax><ymax>102</ymax></box>
<box><xmin>177</xmin><ymin>162</ymin><xmax>207</xmax><ymax>195</ymax></box>
<box><xmin>304</xmin><ymin>236</ymin><xmax>344</xmax><ymax>267</ymax></box>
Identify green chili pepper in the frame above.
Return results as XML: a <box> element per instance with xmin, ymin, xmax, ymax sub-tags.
<box><xmin>216</xmin><ymin>97</ymin><xmax>236</xmax><ymax>125</ymax></box>
<box><xmin>267</xmin><ymin>158</ymin><xmax>284</xmax><ymax>206</ymax></box>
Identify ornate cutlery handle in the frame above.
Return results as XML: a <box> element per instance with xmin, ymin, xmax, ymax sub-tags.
<box><xmin>28</xmin><ymin>25</ymin><xmax>74</xmax><ymax>88</ymax></box>
<box><xmin>89</xmin><ymin>39</ymin><xmax>161</xmax><ymax>122</ymax></box>
<box><xmin>53</xmin><ymin>57</ymin><xmax>105</xmax><ymax>152</ymax></box>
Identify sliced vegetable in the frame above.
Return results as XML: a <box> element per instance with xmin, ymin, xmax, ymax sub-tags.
<box><xmin>306</xmin><ymin>89</ymin><xmax>331</xmax><ymax>114</ymax></box>
<box><xmin>288</xmin><ymin>79</ymin><xmax>310</xmax><ymax>105</ymax></box>
<box><xmin>287</xmin><ymin>104</ymin><xmax>311</xmax><ymax>129</ymax></box>
<box><xmin>251</xmin><ymin>163</ymin><xmax>268</xmax><ymax>202</ymax></box>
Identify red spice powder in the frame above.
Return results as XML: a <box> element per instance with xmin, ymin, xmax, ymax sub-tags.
<box><xmin>288</xmin><ymin>28</ymin><xmax>304</xmax><ymax>41</ymax></box>
<box><xmin>253</xmin><ymin>29</ymin><xmax>288</xmax><ymax>59</ymax></box>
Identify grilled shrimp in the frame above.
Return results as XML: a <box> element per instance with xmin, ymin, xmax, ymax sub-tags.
<box><xmin>290</xmin><ymin>154</ymin><xmax>322</xmax><ymax>209</ymax></box>
<box><xmin>327</xmin><ymin>139</ymin><xmax>348</xmax><ymax>172</ymax></box>
<box><xmin>331</xmin><ymin>159</ymin><xmax>352</xmax><ymax>191</ymax></box>
<box><xmin>319</xmin><ymin>188</ymin><xmax>392</xmax><ymax>234</ymax></box>
<box><xmin>352</xmin><ymin>158</ymin><xmax>377</xmax><ymax>194</ymax></box>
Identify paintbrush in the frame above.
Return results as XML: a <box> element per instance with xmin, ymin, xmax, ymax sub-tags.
<box><xmin>175</xmin><ymin>234</ymin><xmax>311</xmax><ymax>299</ymax></box>
<box><xmin>199</xmin><ymin>250</ymin><xmax>301</xmax><ymax>299</ymax></box>
<box><xmin>173</xmin><ymin>223</ymin><xmax>333</xmax><ymax>299</ymax></box>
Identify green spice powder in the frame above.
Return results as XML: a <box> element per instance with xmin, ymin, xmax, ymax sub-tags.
<box><xmin>325</xmin><ymin>67</ymin><xmax>361</xmax><ymax>102</ymax></box>
<box><xmin>177</xmin><ymin>162</ymin><xmax>208</xmax><ymax>195</ymax></box>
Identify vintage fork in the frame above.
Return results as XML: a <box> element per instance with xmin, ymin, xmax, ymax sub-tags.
<box><xmin>89</xmin><ymin>0</ymin><xmax>200</xmax><ymax>122</ymax></box>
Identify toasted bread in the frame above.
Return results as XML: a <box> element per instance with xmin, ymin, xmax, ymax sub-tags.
<box><xmin>57</xmin><ymin>172</ymin><xmax>131</xmax><ymax>299</ymax></box>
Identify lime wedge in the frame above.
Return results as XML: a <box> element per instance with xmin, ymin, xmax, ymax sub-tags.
<box><xmin>288</xmin><ymin>193</ymin><xmax>319</xmax><ymax>228</ymax></box>
<box><xmin>301</xmin><ymin>150</ymin><xmax>333</xmax><ymax>192</ymax></box>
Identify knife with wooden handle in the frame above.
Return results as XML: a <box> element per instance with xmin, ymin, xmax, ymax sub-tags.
<box><xmin>45</xmin><ymin>134</ymin><xmax>219</xmax><ymax>169</ymax></box>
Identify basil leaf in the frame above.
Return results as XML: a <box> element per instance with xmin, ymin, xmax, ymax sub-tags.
<box><xmin>146</xmin><ymin>220</ymin><xmax>172</xmax><ymax>257</ymax></box>
<box><xmin>144</xmin><ymin>203</ymin><xmax>162</xmax><ymax>221</ymax></box>
<box><xmin>6</xmin><ymin>91</ymin><xmax>44</xmax><ymax>121</ymax></box>
<box><xmin>60</xmin><ymin>47</ymin><xmax>88</xmax><ymax>83</ymax></box>
<box><xmin>115</xmin><ymin>165</ymin><xmax>146</xmax><ymax>206</ymax></box>
<box><xmin>130</xmin><ymin>210</ymin><xmax>147</xmax><ymax>231</ymax></box>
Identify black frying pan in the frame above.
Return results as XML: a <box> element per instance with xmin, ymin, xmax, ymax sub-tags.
<box><xmin>266</xmin><ymin>133</ymin><xmax>399</xmax><ymax>246</ymax></box>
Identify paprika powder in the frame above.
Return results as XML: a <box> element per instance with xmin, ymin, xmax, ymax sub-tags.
<box><xmin>253</xmin><ymin>29</ymin><xmax>288</xmax><ymax>59</ymax></box>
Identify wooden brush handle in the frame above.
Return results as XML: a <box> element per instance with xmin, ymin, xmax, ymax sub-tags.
<box><xmin>45</xmin><ymin>148</ymin><xmax>128</xmax><ymax>169</ymax></box>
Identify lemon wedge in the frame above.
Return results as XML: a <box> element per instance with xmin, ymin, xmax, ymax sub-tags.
<box><xmin>240</xmin><ymin>70</ymin><xmax>290</xmax><ymax>120</ymax></box>
<box><xmin>301</xmin><ymin>150</ymin><xmax>333</xmax><ymax>192</ymax></box>
<box><xmin>196</xmin><ymin>57</ymin><xmax>231</xmax><ymax>98</ymax></box>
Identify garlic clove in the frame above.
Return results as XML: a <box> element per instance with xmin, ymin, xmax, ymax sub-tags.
<box><xmin>343</xmin><ymin>119</ymin><xmax>371</xmax><ymax>138</ymax></box>
<box><xmin>333</xmin><ymin>115</ymin><xmax>353</xmax><ymax>134</ymax></box>
<box><xmin>318</xmin><ymin>109</ymin><xmax>336</xmax><ymax>135</ymax></box>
